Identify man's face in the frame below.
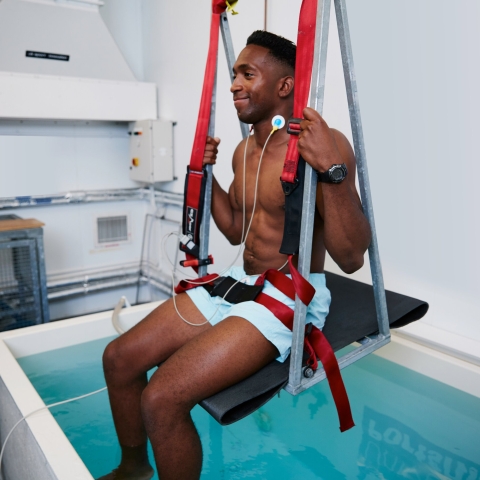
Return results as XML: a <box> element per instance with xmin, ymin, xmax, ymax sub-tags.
<box><xmin>231</xmin><ymin>44</ymin><xmax>287</xmax><ymax>124</ymax></box>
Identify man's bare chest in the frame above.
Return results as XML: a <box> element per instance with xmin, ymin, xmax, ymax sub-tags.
<box><xmin>233</xmin><ymin>159</ymin><xmax>285</xmax><ymax>214</ymax></box>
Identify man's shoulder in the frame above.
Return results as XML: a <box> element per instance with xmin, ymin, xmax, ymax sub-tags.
<box><xmin>232</xmin><ymin>136</ymin><xmax>249</xmax><ymax>164</ymax></box>
<box><xmin>330</xmin><ymin>128</ymin><xmax>356</xmax><ymax>166</ymax></box>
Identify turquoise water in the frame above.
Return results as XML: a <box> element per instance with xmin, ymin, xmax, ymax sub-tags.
<box><xmin>18</xmin><ymin>337</ymin><xmax>480</xmax><ymax>480</ymax></box>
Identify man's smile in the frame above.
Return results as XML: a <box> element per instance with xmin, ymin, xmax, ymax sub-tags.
<box><xmin>233</xmin><ymin>96</ymin><xmax>249</xmax><ymax>106</ymax></box>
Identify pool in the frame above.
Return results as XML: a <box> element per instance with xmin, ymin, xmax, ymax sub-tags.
<box><xmin>1</xmin><ymin>303</ymin><xmax>480</xmax><ymax>479</ymax></box>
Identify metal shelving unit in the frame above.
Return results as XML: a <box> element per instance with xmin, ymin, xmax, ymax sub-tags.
<box><xmin>0</xmin><ymin>215</ymin><xmax>49</xmax><ymax>331</ymax></box>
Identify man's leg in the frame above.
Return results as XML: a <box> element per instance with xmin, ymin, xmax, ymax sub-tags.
<box><xmin>141</xmin><ymin>316</ymin><xmax>279</xmax><ymax>480</ymax></box>
<box><xmin>100</xmin><ymin>293</ymin><xmax>212</xmax><ymax>479</ymax></box>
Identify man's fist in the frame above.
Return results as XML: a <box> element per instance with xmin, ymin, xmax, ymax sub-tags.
<box><xmin>296</xmin><ymin>107</ymin><xmax>342</xmax><ymax>172</ymax></box>
<box><xmin>203</xmin><ymin>136</ymin><xmax>221</xmax><ymax>166</ymax></box>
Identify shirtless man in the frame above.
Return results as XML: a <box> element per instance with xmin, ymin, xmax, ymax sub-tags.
<box><xmin>99</xmin><ymin>31</ymin><xmax>371</xmax><ymax>480</ymax></box>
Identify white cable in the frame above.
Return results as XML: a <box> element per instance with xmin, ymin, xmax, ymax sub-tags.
<box><xmin>173</xmin><ymin>129</ymin><xmax>285</xmax><ymax>326</ymax></box>
<box><xmin>170</xmin><ymin>270</ymin><xmax>253</xmax><ymax>327</ymax></box>
<box><xmin>161</xmin><ymin>133</ymin><xmax>254</xmax><ymax>283</ymax></box>
<box><xmin>111</xmin><ymin>296</ymin><xmax>129</xmax><ymax>334</ymax></box>
<box><xmin>0</xmin><ymin>387</ymin><xmax>107</xmax><ymax>479</ymax></box>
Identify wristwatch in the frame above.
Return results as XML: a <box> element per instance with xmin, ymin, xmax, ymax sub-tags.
<box><xmin>316</xmin><ymin>163</ymin><xmax>348</xmax><ymax>184</ymax></box>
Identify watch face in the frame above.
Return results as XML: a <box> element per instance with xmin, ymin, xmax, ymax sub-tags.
<box><xmin>331</xmin><ymin>169</ymin><xmax>343</xmax><ymax>181</ymax></box>
<box><xmin>330</xmin><ymin>165</ymin><xmax>346</xmax><ymax>183</ymax></box>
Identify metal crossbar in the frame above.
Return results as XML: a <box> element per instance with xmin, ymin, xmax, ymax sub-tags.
<box><xmin>200</xmin><ymin>2</ymin><xmax>390</xmax><ymax>394</ymax></box>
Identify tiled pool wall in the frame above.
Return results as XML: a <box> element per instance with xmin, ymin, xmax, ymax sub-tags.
<box><xmin>0</xmin><ymin>301</ymin><xmax>479</xmax><ymax>480</ymax></box>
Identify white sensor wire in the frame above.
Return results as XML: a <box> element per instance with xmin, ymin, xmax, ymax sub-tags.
<box><xmin>161</xmin><ymin>131</ymin><xmax>254</xmax><ymax>282</ymax></box>
<box><xmin>172</xmin><ymin>129</ymin><xmax>280</xmax><ymax>326</ymax></box>
<box><xmin>0</xmin><ymin>387</ymin><xmax>107</xmax><ymax>479</ymax></box>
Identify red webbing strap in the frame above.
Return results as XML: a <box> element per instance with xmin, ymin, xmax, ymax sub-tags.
<box><xmin>254</xmin><ymin>256</ymin><xmax>315</xmax><ymax>304</ymax></box>
<box><xmin>255</xmin><ymin>269</ymin><xmax>296</xmax><ymax>300</ymax></box>
<box><xmin>183</xmin><ymin>171</ymin><xmax>205</xmax><ymax>267</ymax></box>
<box><xmin>287</xmin><ymin>255</ymin><xmax>315</xmax><ymax>305</ymax></box>
<box><xmin>255</xmin><ymin>292</ymin><xmax>294</xmax><ymax>328</ymax></box>
<box><xmin>174</xmin><ymin>273</ymin><xmax>219</xmax><ymax>295</ymax></box>
<box><xmin>280</xmin><ymin>0</ymin><xmax>318</xmax><ymax>184</ymax></box>
<box><xmin>188</xmin><ymin>9</ymin><xmax>221</xmax><ymax>172</ymax></box>
<box><xmin>183</xmin><ymin>1</ymin><xmax>228</xmax><ymax>268</ymax></box>
<box><xmin>306</xmin><ymin>327</ymin><xmax>355</xmax><ymax>432</ymax></box>
<box><xmin>254</xmin><ymin>265</ymin><xmax>354</xmax><ymax>433</ymax></box>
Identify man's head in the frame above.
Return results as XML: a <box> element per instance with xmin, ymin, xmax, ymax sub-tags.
<box><xmin>246</xmin><ymin>31</ymin><xmax>296</xmax><ymax>74</ymax></box>
<box><xmin>231</xmin><ymin>31</ymin><xmax>296</xmax><ymax>125</ymax></box>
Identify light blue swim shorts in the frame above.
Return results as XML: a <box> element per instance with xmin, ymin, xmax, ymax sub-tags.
<box><xmin>186</xmin><ymin>265</ymin><xmax>331</xmax><ymax>363</ymax></box>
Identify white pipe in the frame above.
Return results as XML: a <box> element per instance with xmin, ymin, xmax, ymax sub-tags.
<box><xmin>0</xmin><ymin>188</ymin><xmax>183</xmax><ymax>210</ymax></box>
<box><xmin>48</xmin><ymin>277</ymin><xmax>141</xmax><ymax>300</ymax></box>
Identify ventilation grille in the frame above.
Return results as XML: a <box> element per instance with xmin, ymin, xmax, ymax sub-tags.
<box><xmin>97</xmin><ymin>215</ymin><xmax>129</xmax><ymax>245</ymax></box>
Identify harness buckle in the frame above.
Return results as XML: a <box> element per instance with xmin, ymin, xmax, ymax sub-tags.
<box><xmin>287</xmin><ymin>117</ymin><xmax>302</xmax><ymax>135</ymax></box>
<box><xmin>281</xmin><ymin>177</ymin><xmax>299</xmax><ymax>196</ymax></box>
<box><xmin>305</xmin><ymin>322</ymin><xmax>313</xmax><ymax>337</ymax></box>
<box><xmin>180</xmin><ymin>255</ymin><xmax>214</xmax><ymax>268</ymax></box>
<box><xmin>179</xmin><ymin>235</ymin><xmax>200</xmax><ymax>257</ymax></box>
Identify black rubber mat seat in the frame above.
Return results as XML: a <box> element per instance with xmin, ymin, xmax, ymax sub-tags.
<box><xmin>200</xmin><ymin>271</ymin><xmax>429</xmax><ymax>425</ymax></box>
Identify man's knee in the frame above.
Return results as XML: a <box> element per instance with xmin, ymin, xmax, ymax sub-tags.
<box><xmin>103</xmin><ymin>338</ymin><xmax>132</xmax><ymax>380</ymax></box>
<box><xmin>140</xmin><ymin>372</ymin><xmax>194</xmax><ymax>424</ymax></box>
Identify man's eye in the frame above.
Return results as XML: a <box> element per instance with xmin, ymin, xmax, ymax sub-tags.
<box><xmin>245</xmin><ymin>72</ymin><xmax>253</xmax><ymax>78</ymax></box>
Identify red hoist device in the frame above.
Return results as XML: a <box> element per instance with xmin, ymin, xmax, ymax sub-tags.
<box><xmin>177</xmin><ymin>0</ymin><xmax>395</xmax><ymax>432</ymax></box>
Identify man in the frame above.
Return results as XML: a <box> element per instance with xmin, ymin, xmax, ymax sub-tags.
<box><xmin>99</xmin><ymin>31</ymin><xmax>371</xmax><ymax>480</ymax></box>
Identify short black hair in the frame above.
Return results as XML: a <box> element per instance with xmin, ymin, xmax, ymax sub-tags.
<box><xmin>246</xmin><ymin>30</ymin><xmax>296</xmax><ymax>71</ymax></box>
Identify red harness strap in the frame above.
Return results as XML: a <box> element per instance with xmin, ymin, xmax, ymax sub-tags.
<box><xmin>174</xmin><ymin>273</ymin><xmax>220</xmax><ymax>295</ymax></box>
<box><xmin>280</xmin><ymin>0</ymin><xmax>317</xmax><ymax>185</ymax></box>
<box><xmin>180</xmin><ymin>1</ymin><xmax>229</xmax><ymax>271</ymax></box>
<box><xmin>255</xmin><ymin>257</ymin><xmax>354</xmax><ymax>433</ymax></box>
<box><xmin>174</xmin><ymin>257</ymin><xmax>355</xmax><ymax>433</ymax></box>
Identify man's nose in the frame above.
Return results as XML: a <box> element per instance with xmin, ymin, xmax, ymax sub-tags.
<box><xmin>230</xmin><ymin>78</ymin><xmax>242</xmax><ymax>93</ymax></box>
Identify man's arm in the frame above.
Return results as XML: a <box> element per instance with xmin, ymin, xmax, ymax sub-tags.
<box><xmin>297</xmin><ymin>107</ymin><xmax>371</xmax><ymax>274</ymax></box>
<box><xmin>203</xmin><ymin>136</ymin><xmax>245</xmax><ymax>245</ymax></box>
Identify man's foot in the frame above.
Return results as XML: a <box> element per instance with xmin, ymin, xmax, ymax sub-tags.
<box><xmin>97</xmin><ymin>443</ymin><xmax>154</xmax><ymax>479</ymax></box>
<box><xmin>96</xmin><ymin>465</ymin><xmax>154</xmax><ymax>480</ymax></box>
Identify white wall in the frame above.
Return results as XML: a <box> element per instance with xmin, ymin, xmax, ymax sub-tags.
<box><xmin>99</xmin><ymin>0</ymin><xmax>145</xmax><ymax>81</ymax></box>
<box><xmin>0</xmin><ymin>122</ymin><xmax>149</xmax><ymax>319</ymax></box>
<box><xmin>341</xmin><ymin>0</ymin><xmax>480</xmax><ymax>343</ymax></box>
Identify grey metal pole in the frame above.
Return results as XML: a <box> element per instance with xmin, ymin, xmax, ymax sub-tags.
<box><xmin>198</xmin><ymin>13</ymin><xmax>247</xmax><ymax>277</ymax></box>
<box><xmin>220</xmin><ymin>12</ymin><xmax>249</xmax><ymax>139</ymax></box>
<box><xmin>287</xmin><ymin>0</ymin><xmax>332</xmax><ymax>394</ymax></box>
<box><xmin>198</xmin><ymin>54</ymin><xmax>218</xmax><ymax>277</ymax></box>
<box><xmin>334</xmin><ymin>0</ymin><xmax>390</xmax><ymax>336</ymax></box>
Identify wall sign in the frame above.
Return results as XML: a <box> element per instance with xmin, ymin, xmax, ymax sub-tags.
<box><xmin>26</xmin><ymin>51</ymin><xmax>70</xmax><ymax>62</ymax></box>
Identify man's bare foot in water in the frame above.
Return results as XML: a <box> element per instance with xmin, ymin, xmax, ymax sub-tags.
<box><xmin>96</xmin><ymin>444</ymin><xmax>155</xmax><ymax>480</ymax></box>
<box><xmin>96</xmin><ymin>465</ymin><xmax>154</xmax><ymax>480</ymax></box>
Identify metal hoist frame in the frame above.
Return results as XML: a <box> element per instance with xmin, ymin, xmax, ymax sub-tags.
<box><xmin>199</xmin><ymin>0</ymin><xmax>390</xmax><ymax>395</ymax></box>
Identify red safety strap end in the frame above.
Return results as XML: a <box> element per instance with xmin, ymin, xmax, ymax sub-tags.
<box><xmin>308</xmin><ymin>326</ymin><xmax>355</xmax><ymax>432</ymax></box>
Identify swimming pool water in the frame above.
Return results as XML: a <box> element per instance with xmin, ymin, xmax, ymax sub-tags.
<box><xmin>18</xmin><ymin>336</ymin><xmax>480</xmax><ymax>480</ymax></box>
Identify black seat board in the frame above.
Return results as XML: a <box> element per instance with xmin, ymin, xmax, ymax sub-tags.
<box><xmin>200</xmin><ymin>271</ymin><xmax>429</xmax><ymax>425</ymax></box>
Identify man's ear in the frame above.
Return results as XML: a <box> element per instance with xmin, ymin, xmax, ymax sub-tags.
<box><xmin>278</xmin><ymin>75</ymin><xmax>294</xmax><ymax>98</ymax></box>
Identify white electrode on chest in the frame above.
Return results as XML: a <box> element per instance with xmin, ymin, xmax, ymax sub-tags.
<box><xmin>271</xmin><ymin>115</ymin><xmax>286</xmax><ymax>130</ymax></box>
